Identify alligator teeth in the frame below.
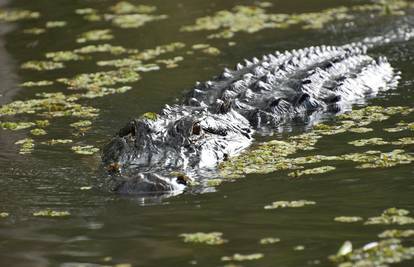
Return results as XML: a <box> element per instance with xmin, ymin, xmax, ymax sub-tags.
<box><xmin>236</xmin><ymin>63</ymin><xmax>244</xmax><ymax>70</ymax></box>
<box><xmin>244</xmin><ymin>59</ymin><xmax>253</xmax><ymax>66</ymax></box>
<box><xmin>252</xmin><ymin>57</ymin><xmax>260</xmax><ymax>64</ymax></box>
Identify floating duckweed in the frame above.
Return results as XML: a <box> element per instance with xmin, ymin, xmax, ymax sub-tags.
<box><xmin>329</xmin><ymin>239</ymin><xmax>414</xmax><ymax>266</ymax></box>
<box><xmin>109</xmin><ymin>1</ymin><xmax>157</xmax><ymax>14</ymax></box>
<box><xmin>334</xmin><ymin>216</ymin><xmax>364</xmax><ymax>223</ymax></box>
<box><xmin>180</xmin><ymin>232</ymin><xmax>227</xmax><ymax>245</ymax></box>
<box><xmin>45</xmin><ymin>21</ymin><xmax>67</xmax><ymax>28</ymax></box>
<box><xmin>45</xmin><ymin>51</ymin><xmax>85</xmax><ymax>61</ymax></box>
<box><xmin>192</xmin><ymin>44</ymin><xmax>210</xmax><ymax>50</ymax></box>
<box><xmin>0</xmin><ymin>212</ymin><xmax>9</xmax><ymax>218</ymax></box>
<box><xmin>21</xmin><ymin>80</ymin><xmax>54</xmax><ymax>87</ymax></box>
<box><xmin>348</xmin><ymin>127</ymin><xmax>373</xmax><ymax>133</ymax></box>
<box><xmin>35</xmin><ymin>120</ymin><xmax>49</xmax><ymax>128</ymax></box>
<box><xmin>70</xmin><ymin>120</ymin><xmax>92</xmax><ymax>128</ymax></box>
<box><xmin>30</xmin><ymin>128</ymin><xmax>47</xmax><ymax>136</ymax></box>
<box><xmin>33</xmin><ymin>210</ymin><xmax>70</xmax><ymax>217</ymax></box>
<box><xmin>15</xmin><ymin>138</ymin><xmax>34</xmax><ymax>154</ymax></box>
<box><xmin>365</xmin><ymin>208</ymin><xmax>414</xmax><ymax>225</ymax></box>
<box><xmin>141</xmin><ymin>112</ymin><xmax>158</xmax><ymax>121</ymax></box>
<box><xmin>74</xmin><ymin>44</ymin><xmax>137</xmax><ymax>55</ymax></box>
<box><xmin>21</xmin><ymin>60</ymin><xmax>65</xmax><ymax>71</ymax></box>
<box><xmin>222</xmin><ymin>253</ymin><xmax>264</xmax><ymax>261</ymax></box>
<box><xmin>349</xmin><ymin>138</ymin><xmax>389</xmax><ymax>147</ymax></box>
<box><xmin>80</xmin><ymin>86</ymin><xmax>132</xmax><ymax>99</ymax></box>
<box><xmin>294</xmin><ymin>245</ymin><xmax>305</xmax><ymax>251</ymax></box>
<box><xmin>58</xmin><ymin>69</ymin><xmax>140</xmax><ymax>90</ymax></box>
<box><xmin>259</xmin><ymin>237</ymin><xmax>280</xmax><ymax>245</ymax></box>
<box><xmin>0</xmin><ymin>9</ymin><xmax>40</xmax><ymax>22</ymax></box>
<box><xmin>1</xmin><ymin>121</ymin><xmax>35</xmax><ymax>130</ymax></box>
<box><xmin>288</xmin><ymin>166</ymin><xmax>336</xmax><ymax>178</ymax></box>
<box><xmin>106</xmin><ymin>13</ymin><xmax>168</xmax><ymax>29</ymax></box>
<box><xmin>378</xmin><ymin>229</ymin><xmax>414</xmax><ymax>239</ymax></box>
<box><xmin>0</xmin><ymin>92</ymin><xmax>98</xmax><ymax>118</ymax></box>
<box><xmin>23</xmin><ymin>27</ymin><xmax>45</xmax><ymax>35</ymax></box>
<box><xmin>392</xmin><ymin>137</ymin><xmax>414</xmax><ymax>146</ymax></box>
<box><xmin>76</xmin><ymin>29</ymin><xmax>114</xmax><ymax>43</ymax></box>
<box><xmin>264</xmin><ymin>200</ymin><xmax>316</xmax><ymax>210</ymax></box>
<box><xmin>130</xmin><ymin>42</ymin><xmax>185</xmax><ymax>61</ymax></box>
<box><xmin>347</xmin><ymin>149</ymin><xmax>414</xmax><ymax>169</ymax></box>
<box><xmin>71</xmin><ymin>145</ymin><xmax>99</xmax><ymax>155</ymax></box>
<box><xmin>181</xmin><ymin>1</ymin><xmax>414</xmax><ymax>39</ymax></box>
<box><xmin>384</xmin><ymin>121</ymin><xmax>414</xmax><ymax>132</ymax></box>
<box><xmin>202</xmin><ymin>47</ymin><xmax>221</xmax><ymax>56</ymax></box>
<box><xmin>206</xmin><ymin>179</ymin><xmax>223</xmax><ymax>187</ymax></box>
<box><xmin>156</xmin><ymin>56</ymin><xmax>184</xmax><ymax>69</ymax></box>
<box><xmin>41</xmin><ymin>139</ymin><xmax>73</xmax><ymax>145</ymax></box>
<box><xmin>75</xmin><ymin>8</ymin><xmax>97</xmax><ymax>15</ymax></box>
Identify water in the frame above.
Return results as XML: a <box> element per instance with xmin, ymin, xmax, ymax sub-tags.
<box><xmin>0</xmin><ymin>0</ymin><xmax>413</xmax><ymax>266</ymax></box>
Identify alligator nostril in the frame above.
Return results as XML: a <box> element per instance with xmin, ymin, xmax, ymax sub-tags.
<box><xmin>192</xmin><ymin>122</ymin><xmax>201</xmax><ymax>135</ymax></box>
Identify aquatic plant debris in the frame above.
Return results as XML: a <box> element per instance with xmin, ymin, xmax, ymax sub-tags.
<box><xmin>76</xmin><ymin>29</ymin><xmax>114</xmax><ymax>43</ymax></box>
<box><xmin>365</xmin><ymin>208</ymin><xmax>414</xmax><ymax>225</ymax></box>
<box><xmin>33</xmin><ymin>210</ymin><xmax>70</xmax><ymax>217</ymax></box>
<box><xmin>221</xmin><ymin>253</ymin><xmax>264</xmax><ymax>261</ymax></box>
<box><xmin>288</xmin><ymin>166</ymin><xmax>336</xmax><ymax>178</ymax></box>
<box><xmin>21</xmin><ymin>61</ymin><xmax>65</xmax><ymax>71</ymax></box>
<box><xmin>264</xmin><ymin>200</ymin><xmax>316</xmax><ymax>210</ymax></box>
<box><xmin>0</xmin><ymin>9</ymin><xmax>40</xmax><ymax>22</ymax></box>
<box><xmin>0</xmin><ymin>212</ymin><xmax>9</xmax><ymax>218</ymax></box>
<box><xmin>334</xmin><ymin>216</ymin><xmax>364</xmax><ymax>223</ymax></box>
<box><xmin>179</xmin><ymin>232</ymin><xmax>227</xmax><ymax>245</ymax></box>
<box><xmin>260</xmin><ymin>237</ymin><xmax>280</xmax><ymax>245</ymax></box>
<box><xmin>1</xmin><ymin>121</ymin><xmax>35</xmax><ymax>130</ymax></box>
<box><xmin>379</xmin><ymin>229</ymin><xmax>414</xmax><ymax>239</ymax></box>
<box><xmin>41</xmin><ymin>139</ymin><xmax>73</xmax><ymax>145</ymax></box>
<box><xmin>45</xmin><ymin>51</ymin><xmax>85</xmax><ymax>62</ymax></box>
<box><xmin>15</xmin><ymin>138</ymin><xmax>34</xmax><ymax>154</ymax></box>
<box><xmin>71</xmin><ymin>145</ymin><xmax>99</xmax><ymax>155</ymax></box>
<box><xmin>181</xmin><ymin>1</ymin><xmax>414</xmax><ymax>39</ymax></box>
<box><xmin>329</xmin><ymin>239</ymin><xmax>414</xmax><ymax>267</ymax></box>
<box><xmin>30</xmin><ymin>128</ymin><xmax>47</xmax><ymax>136</ymax></box>
<box><xmin>21</xmin><ymin>80</ymin><xmax>54</xmax><ymax>87</ymax></box>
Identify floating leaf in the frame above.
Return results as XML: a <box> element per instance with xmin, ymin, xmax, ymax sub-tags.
<box><xmin>33</xmin><ymin>210</ymin><xmax>70</xmax><ymax>217</ymax></box>
<box><xmin>264</xmin><ymin>200</ymin><xmax>316</xmax><ymax>209</ymax></box>
<box><xmin>222</xmin><ymin>253</ymin><xmax>263</xmax><ymax>261</ymax></box>
<box><xmin>21</xmin><ymin>60</ymin><xmax>64</xmax><ymax>71</ymax></box>
<box><xmin>334</xmin><ymin>216</ymin><xmax>363</xmax><ymax>223</ymax></box>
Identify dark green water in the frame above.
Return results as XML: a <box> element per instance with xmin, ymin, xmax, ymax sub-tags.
<box><xmin>0</xmin><ymin>0</ymin><xmax>413</xmax><ymax>266</ymax></box>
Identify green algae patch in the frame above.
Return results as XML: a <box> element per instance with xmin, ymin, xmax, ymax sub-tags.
<box><xmin>1</xmin><ymin>121</ymin><xmax>35</xmax><ymax>130</ymax></box>
<box><xmin>107</xmin><ymin>13</ymin><xmax>167</xmax><ymax>29</ymax></box>
<box><xmin>349</xmin><ymin>138</ymin><xmax>389</xmax><ymax>147</ymax></box>
<box><xmin>109</xmin><ymin>2</ymin><xmax>156</xmax><ymax>14</ymax></box>
<box><xmin>21</xmin><ymin>80</ymin><xmax>54</xmax><ymax>87</ymax></box>
<box><xmin>345</xmin><ymin>150</ymin><xmax>414</xmax><ymax>169</ymax></box>
<box><xmin>30</xmin><ymin>128</ymin><xmax>47</xmax><ymax>136</ymax></box>
<box><xmin>259</xmin><ymin>237</ymin><xmax>280</xmax><ymax>245</ymax></box>
<box><xmin>33</xmin><ymin>210</ymin><xmax>70</xmax><ymax>217</ymax></box>
<box><xmin>222</xmin><ymin>253</ymin><xmax>263</xmax><ymax>262</ymax></box>
<box><xmin>15</xmin><ymin>138</ymin><xmax>34</xmax><ymax>154</ymax></box>
<box><xmin>45</xmin><ymin>21</ymin><xmax>67</xmax><ymax>28</ymax></box>
<box><xmin>348</xmin><ymin>127</ymin><xmax>373</xmax><ymax>133</ymax></box>
<box><xmin>141</xmin><ymin>112</ymin><xmax>158</xmax><ymax>121</ymax></box>
<box><xmin>392</xmin><ymin>137</ymin><xmax>414</xmax><ymax>146</ymax></box>
<box><xmin>130</xmin><ymin>42</ymin><xmax>185</xmax><ymax>61</ymax></box>
<box><xmin>70</xmin><ymin>120</ymin><xmax>92</xmax><ymax>129</ymax></box>
<box><xmin>58</xmin><ymin>69</ymin><xmax>139</xmax><ymax>91</ymax></box>
<box><xmin>329</xmin><ymin>239</ymin><xmax>414</xmax><ymax>267</ymax></box>
<box><xmin>288</xmin><ymin>166</ymin><xmax>336</xmax><ymax>178</ymax></box>
<box><xmin>35</xmin><ymin>120</ymin><xmax>50</xmax><ymax>128</ymax></box>
<box><xmin>41</xmin><ymin>139</ymin><xmax>73</xmax><ymax>145</ymax></box>
<box><xmin>206</xmin><ymin>179</ymin><xmax>223</xmax><ymax>187</ymax></box>
<box><xmin>379</xmin><ymin>230</ymin><xmax>414</xmax><ymax>239</ymax></box>
<box><xmin>21</xmin><ymin>60</ymin><xmax>65</xmax><ymax>71</ymax></box>
<box><xmin>365</xmin><ymin>208</ymin><xmax>414</xmax><ymax>225</ymax></box>
<box><xmin>180</xmin><ymin>232</ymin><xmax>227</xmax><ymax>245</ymax></box>
<box><xmin>0</xmin><ymin>212</ymin><xmax>9</xmax><ymax>218</ymax></box>
<box><xmin>0</xmin><ymin>9</ymin><xmax>40</xmax><ymax>22</ymax></box>
<box><xmin>181</xmin><ymin>1</ymin><xmax>414</xmax><ymax>39</ymax></box>
<box><xmin>74</xmin><ymin>44</ymin><xmax>138</xmax><ymax>55</ymax></box>
<box><xmin>156</xmin><ymin>56</ymin><xmax>183</xmax><ymax>69</ymax></box>
<box><xmin>384</xmin><ymin>121</ymin><xmax>414</xmax><ymax>132</ymax></box>
<box><xmin>293</xmin><ymin>245</ymin><xmax>305</xmax><ymax>251</ymax></box>
<box><xmin>80</xmin><ymin>86</ymin><xmax>132</xmax><ymax>99</ymax></box>
<box><xmin>80</xmin><ymin>186</ymin><xmax>92</xmax><ymax>190</ymax></box>
<box><xmin>334</xmin><ymin>216</ymin><xmax>363</xmax><ymax>223</ymax></box>
<box><xmin>71</xmin><ymin>145</ymin><xmax>99</xmax><ymax>155</ymax></box>
<box><xmin>77</xmin><ymin>29</ymin><xmax>114</xmax><ymax>43</ymax></box>
<box><xmin>46</xmin><ymin>51</ymin><xmax>85</xmax><ymax>62</ymax></box>
<box><xmin>264</xmin><ymin>200</ymin><xmax>316</xmax><ymax>210</ymax></box>
<box><xmin>202</xmin><ymin>47</ymin><xmax>221</xmax><ymax>56</ymax></box>
<box><xmin>23</xmin><ymin>28</ymin><xmax>45</xmax><ymax>35</ymax></box>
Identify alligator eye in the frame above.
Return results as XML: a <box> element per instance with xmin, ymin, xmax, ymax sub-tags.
<box><xmin>107</xmin><ymin>162</ymin><xmax>121</xmax><ymax>174</ymax></box>
<box><xmin>192</xmin><ymin>122</ymin><xmax>201</xmax><ymax>135</ymax></box>
<box><xmin>176</xmin><ymin>174</ymin><xmax>190</xmax><ymax>185</ymax></box>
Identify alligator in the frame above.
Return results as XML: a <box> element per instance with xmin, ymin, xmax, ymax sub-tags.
<box><xmin>101</xmin><ymin>28</ymin><xmax>414</xmax><ymax>195</ymax></box>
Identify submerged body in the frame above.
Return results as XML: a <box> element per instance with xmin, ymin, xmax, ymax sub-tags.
<box><xmin>102</xmin><ymin>29</ymin><xmax>412</xmax><ymax>194</ymax></box>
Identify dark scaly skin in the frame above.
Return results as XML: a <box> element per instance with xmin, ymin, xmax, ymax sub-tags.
<box><xmin>101</xmin><ymin>29</ymin><xmax>413</xmax><ymax>195</ymax></box>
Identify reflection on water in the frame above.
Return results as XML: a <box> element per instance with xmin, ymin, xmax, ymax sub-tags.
<box><xmin>0</xmin><ymin>0</ymin><xmax>413</xmax><ymax>266</ymax></box>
